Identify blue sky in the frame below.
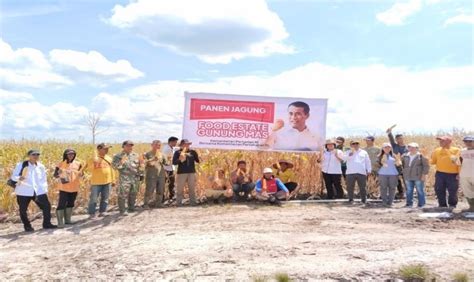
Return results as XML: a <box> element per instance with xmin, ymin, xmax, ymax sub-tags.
<box><xmin>0</xmin><ymin>0</ymin><xmax>472</xmax><ymax>142</ymax></box>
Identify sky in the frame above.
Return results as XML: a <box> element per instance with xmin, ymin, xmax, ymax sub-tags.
<box><xmin>0</xmin><ymin>0</ymin><xmax>473</xmax><ymax>142</ymax></box>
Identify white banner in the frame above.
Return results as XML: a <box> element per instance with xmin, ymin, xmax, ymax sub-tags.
<box><xmin>182</xmin><ymin>92</ymin><xmax>327</xmax><ymax>152</ymax></box>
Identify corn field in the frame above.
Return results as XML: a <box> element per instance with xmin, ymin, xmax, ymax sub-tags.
<box><xmin>0</xmin><ymin>131</ymin><xmax>470</xmax><ymax>216</ymax></box>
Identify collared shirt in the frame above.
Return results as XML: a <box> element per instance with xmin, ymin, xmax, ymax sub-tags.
<box><xmin>431</xmin><ymin>147</ymin><xmax>461</xmax><ymax>174</ymax></box>
<box><xmin>363</xmin><ymin>146</ymin><xmax>381</xmax><ymax>172</ymax></box>
<box><xmin>172</xmin><ymin>149</ymin><xmax>199</xmax><ymax>174</ymax></box>
<box><xmin>84</xmin><ymin>155</ymin><xmax>116</xmax><ymax>185</ymax></box>
<box><xmin>378</xmin><ymin>155</ymin><xmax>399</xmax><ymax>176</ymax></box>
<box><xmin>161</xmin><ymin>145</ymin><xmax>176</xmax><ymax>172</ymax></box>
<box><xmin>321</xmin><ymin>149</ymin><xmax>344</xmax><ymax>174</ymax></box>
<box><xmin>271</xmin><ymin>127</ymin><xmax>319</xmax><ymax>151</ymax></box>
<box><xmin>11</xmin><ymin>161</ymin><xmax>48</xmax><ymax>196</ymax></box>
<box><xmin>460</xmin><ymin>148</ymin><xmax>474</xmax><ymax>178</ymax></box>
<box><xmin>344</xmin><ymin>149</ymin><xmax>372</xmax><ymax>175</ymax></box>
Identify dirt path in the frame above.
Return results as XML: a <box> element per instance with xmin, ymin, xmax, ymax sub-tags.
<box><xmin>0</xmin><ymin>200</ymin><xmax>473</xmax><ymax>281</ymax></box>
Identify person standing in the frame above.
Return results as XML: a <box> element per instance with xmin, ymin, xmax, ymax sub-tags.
<box><xmin>336</xmin><ymin>136</ymin><xmax>350</xmax><ymax>178</ymax></box>
<box><xmin>460</xmin><ymin>136</ymin><xmax>474</xmax><ymax>212</ymax></box>
<box><xmin>376</xmin><ymin>143</ymin><xmax>401</xmax><ymax>207</ymax></box>
<box><xmin>363</xmin><ymin>136</ymin><xmax>381</xmax><ymax>175</ymax></box>
<box><xmin>162</xmin><ymin>136</ymin><xmax>179</xmax><ymax>202</ymax></box>
<box><xmin>113</xmin><ymin>140</ymin><xmax>143</xmax><ymax>215</ymax></box>
<box><xmin>345</xmin><ymin>141</ymin><xmax>372</xmax><ymax>204</ymax></box>
<box><xmin>143</xmin><ymin>140</ymin><xmax>167</xmax><ymax>208</ymax></box>
<box><xmin>230</xmin><ymin>160</ymin><xmax>255</xmax><ymax>201</ymax></box>
<box><xmin>402</xmin><ymin>143</ymin><xmax>429</xmax><ymax>208</ymax></box>
<box><xmin>386</xmin><ymin>125</ymin><xmax>408</xmax><ymax>199</ymax></box>
<box><xmin>10</xmin><ymin>150</ymin><xmax>57</xmax><ymax>232</ymax></box>
<box><xmin>431</xmin><ymin>136</ymin><xmax>461</xmax><ymax>208</ymax></box>
<box><xmin>84</xmin><ymin>143</ymin><xmax>116</xmax><ymax>218</ymax></box>
<box><xmin>318</xmin><ymin>139</ymin><xmax>344</xmax><ymax>199</ymax></box>
<box><xmin>172</xmin><ymin>139</ymin><xmax>200</xmax><ymax>206</ymax></box>
<box><xmin>53</xmin><ymin>149</ymin><xmax>82</xmax><ymax>227</ymax></box>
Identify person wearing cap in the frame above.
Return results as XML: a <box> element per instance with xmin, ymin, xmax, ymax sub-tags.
<box><xmin>255</xmin><ymin>168</ymin><xmax>289</xmax><ymax>205</ymax></box>
<box><xmin>83</xmin><ymin>143</ymin><xmax>116</xmax><ymax>218</ymax></box>
<box><xmin>431</xmin><ymin>135</ymin><xmax>461</xmax><ymax>208</ymax></box>
<box><xmin>363</xmin><ymin>136</ymin><xmax>381</xmax><ymax>175</ymax></box>
<box><xmin>231</xmin><ymin>160</ymin><xmax>255</xmax><ymax>202</ymax></box>
<box><xmin>172</xmin><ymin>139</ymin><xmax>200</xmax><ymax>206</ymax></box>
<box><xmin>336</xmin><ymin>136</ymin><xmax>350</xmax><ymax>179</ymax></box>
<box><xmin>162</xmin><ymin>136</ymin><xmax>179</xmax><ymax>202</ymax></box>
<box><xmin>53</xmin><ymin>149</ymin><xmax>83</xmax><ymax>227</ymax></box>
<box><xmin>460</xmin><ymin>136</ymin><xmax>474</xmax><ymax>212</ymax></box>
<box><xmin>386</xmin><ymin>126</ymin><xmax>408</xmax><ymax>199</ymax></box>
<box><xmin>112</xmin><ymin>140</ymin><xmax>143</xmax><ymax>214</ymax></box>
<box><xmin>272</xmin><ymin>160</ymin><xmax>298</xmax><ymax>194</ymax></box>
<box><xmin>401</xmin><ymin>143</ymin><xmax>429</xmax><ymax>208</ymax></box>
<box><xmin>375</xmin><ymin>143</ymin><xmax>402</xmax><ymax>207</ymax></box>
<box><xmin>344</xmin><ymin>141</ymin><xmax>372</xmax><ymax>204</ymax></box>
<box><xmin>205</xmin><ymin>169</ymin><xmax>233</xmax><ymax>204</ymax></box>
<box><xmin>143</xmin><ymin>140</ymin><xmax>168</xmax><ymax>208</ymax></box>
<box><xmin>10</xmin><ymin>150</ymin><xmax>57</xmax><ymax>232</ymax></box>
<box><xmin>317</xmin><ymin>139</ymin><xmax>345</xmax><ymax>199</ymax></box>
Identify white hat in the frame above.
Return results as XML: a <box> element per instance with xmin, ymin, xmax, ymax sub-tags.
<box><xmin>263</xmin><ymin>167</ymin><xmax>273</xmax><ymax>174</ymax></box>
<box><xmin>382</xmin><ymin>142</ymin><xmax>392</xmax><ymax>148</ymax></box>
<box><xmin>408</xmin><ymin>142</ymin><xmax>419</xmax><ymax>148</ymax></box>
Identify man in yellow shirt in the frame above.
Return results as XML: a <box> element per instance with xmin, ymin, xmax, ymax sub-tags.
<box><xmin>83</xmin><ymin>143</ymin><xmax>116</xmax><ymax>218</ymax></box>
<box><xmin>431</xmin><ymin>136</ymin><xmax>461</xmax><ymax>208</ymax></box>
<box><xmin>273</xmin><ymin>160</ymin><xmax>298</xmax><ymax>195</ymax></box>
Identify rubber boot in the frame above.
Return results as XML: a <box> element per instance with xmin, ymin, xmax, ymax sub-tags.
<box><xmin>118</xmin><ymin>198</ymin><xmax>126</xmax><ymax>215</ymax></box>
<box><xmin>128</xmin><ymin>193</ymin><xmax>137</xmax><ymax>212</ymax></box>
<box><xmin>56</xmin><ymin>210</ymin><xmax>65</xmax><ymax>228</ymax></box>
<box><xmin>462</xmin><ymin>198</ymin><xmax>474</xmax><ymax>213</ymax></box>
<box><xmin>64</xmin><ymin>207</ymin><xmax>73</xmax><ymax>224</ymax></box>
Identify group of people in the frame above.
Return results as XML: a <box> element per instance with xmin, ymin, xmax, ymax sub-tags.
<box><xmin>7</xmin><ymin>130</ymin><xmax>474</xmax><ymax>232</ymax></box>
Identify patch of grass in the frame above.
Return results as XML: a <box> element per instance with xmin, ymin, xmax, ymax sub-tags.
<box><xmin>453</xmin><ymin>272</ymin><xmax>470</xmax><ymax>282</ymax></box>
<box><xmin>252</xmin><ymin>275</ymin><xmax>268</xmax><ymax>282</ymax></box>
<box><xmin>398</xmin><ymin>264</ymin><xmax>431</xmax><ymax>281</ymax></box>
<box><xmin>274</xmin><ymin>272</ymin><xmax>292</xmax><ymax>282</ymax></box>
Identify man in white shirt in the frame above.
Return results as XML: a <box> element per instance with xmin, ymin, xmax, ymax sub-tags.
<box><xmin>265</xmin><ymin>101</ymin><xmax>319</xmax><ymax>151</ymax></box>
<box><xmin>10</xmin><ymin>150</ymin><xmax>57</xmax><ymax>232</ymax></box>
<box><xmin>345</xmin><ymin>141</ymin><xmax>372</xmax><ymax>204</ymax></box>
<box><xmin>161</xmin><ymin>136</ymin><xmax>179</xmax><ymax>202</ymax></box>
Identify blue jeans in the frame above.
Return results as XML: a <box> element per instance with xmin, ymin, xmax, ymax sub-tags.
<box><xmin>88</xmin><ymin>184</ymin><xmax>111</xmax><ymax>214</ymax></box>
<box><xmin>405</xmin><ymin>180</ymin><xmax>426</xmax><ymax>207</ymax></box>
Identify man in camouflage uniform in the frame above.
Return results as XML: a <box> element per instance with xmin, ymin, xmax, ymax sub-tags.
<box><xmin>112</xmin><ymin>140</ymin><xmax>142</xmax><ymax>215</ymax></box>
<box><xmin>143</xmin><ymin>140</ymin><xmax>167</xmax><ymax>208</ymax></box>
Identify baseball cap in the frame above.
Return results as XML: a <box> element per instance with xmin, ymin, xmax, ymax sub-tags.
<box><xmin>365</xmin><ymin>136</ymin><xmax>375</xmax><ymax>141</ymax></box>
<box><xmin>263</xmin><ymin>167</ymin><xmax>273</xmax><ymax>174</ymax></box>
<box><xmin>408</xmin><ymin>142</ymin><xmax>419</xmax><ymax>148</ymax></box>
<box><xmin>336</xmin><ymin>136</ymin><xmax>345</xmax><ymax>142</ymax></box>
<box><xmin>463</xmin><ymin>136</ymin><xmax>474</xmax><ymax>142</ymax></box>
<box><xmin>97</xmin><ymin>143</ymin><xmax>112</xmax><ymax>149</ymax></box>
<box><xmin>382</xmin><ymin>142</ymin><xmax>392</xmax><ymax>148</ymax></box>
<box><xmin>122</xmin><ymin>140</ymin><xmax>134</xmax><ymax>147</ymax></box>
<box><xmin>179</xmin><ymin>139</ymin><xmax>192</xmax><ymax>145</ymax></box>
<box><xmin>350</xmin><ymin>140</ymin><xmax>360</xmax><ymax>145</ymax></box>
<box><xmin>27</xmin><ymin>149</ymin><xmax>40</xmax><ymax>156</ymax></box>
<box><xmin>436</xmin><ymin>135</ymin><xmax>453</xmax><ymax>142</ymax></box>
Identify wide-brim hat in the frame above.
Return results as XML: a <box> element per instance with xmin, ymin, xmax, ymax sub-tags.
<box><xmin>273</xmin><ymin>159</ymin><xmax>294</xmax><ymax>169</ymax></box>
<box><xmin>325</xmin><ymin>139</ymin><xmax>337</xmax><ymax>146</ymax></box>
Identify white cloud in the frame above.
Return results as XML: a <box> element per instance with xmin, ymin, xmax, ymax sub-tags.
<box><xmin>376</xmin><ymin>0</ymin><xmax>423</xmax><ymax>26</ymax></box>
<box><xmin>2</xmin><ymin>62</ymin><xmax>472</xmax><ymax>141</ymax></box>
<box><xmin>444</xmin><ymin>13</ymin><xmax>474</xmax><ymax>26</ymax></box>
<box><xmin>50</xmin><ymin>49</ymin><xmax>144</xmax><ymax>83</ymax></box>
<box><xmin>0</xmin><ymin>38</ymin><xmax>143</xmax><ymax>89</ymax></box>
<box><xmin>107</xmin><ymin>0</ymin><xmax>293</xmax><ymax>64</ymax></box>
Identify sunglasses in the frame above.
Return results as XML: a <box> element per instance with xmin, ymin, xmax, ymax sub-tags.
<box><xmin>125</xmin><ymin>144</ymin><xmax>134</xmax><ymax>147</ymax></box>
<box><xmin>31</xmin><ymin>153</ymin><xmax>40</xmax><ymax>156</ymax></box>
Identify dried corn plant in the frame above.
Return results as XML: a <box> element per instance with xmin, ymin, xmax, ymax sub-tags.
<box><xmin>0</xmin><ymin>130</ymin><xmax>470</xmax><ymax>216</ymax></box>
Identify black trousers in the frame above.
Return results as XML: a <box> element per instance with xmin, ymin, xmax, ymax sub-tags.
<box><xmin>57</xmin><ymin>191</ymin><xmax>78</xmax><ymax>210</ymax></box>
<box><xmin>165</xmin><ymin>171</ymin><xmax>176</xmax><ymax>201</ymax></box>
<box><xmin>284</xmin><ymin>182</ymin><xmax>298</xmax><ymax>192</ymax></box>
<box><xmin>323</xmin><ymin>173</ymin><xmax>344</xmax><ymax>199</ymax></box>
<box><xmin>16</xmin><ymin>193</ymin><xmax>52</xmax><ymax>228</ymax></box>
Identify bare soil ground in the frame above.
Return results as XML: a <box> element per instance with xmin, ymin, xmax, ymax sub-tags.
<box><xmin>0</xmin><ymin>200</ymin><xmax>473</xmax><ymax>281</ymax></box>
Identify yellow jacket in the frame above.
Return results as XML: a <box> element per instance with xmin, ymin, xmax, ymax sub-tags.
<box><xmin>56</xmin><ymin>160</ymin><xmax>82</xmax><ymax>192</ymax></box>
<box><xmin>430</xmin><ymin>147</ymin><xmax>461</xmax><ymax>174</ymax></box>
<box><xmin>273</xmin><ymin>168</ymin><xmax>296</xmax><ymax>183</ymax></box>
<box><xmin>84</xmin><ymin>155</ymin><xmax>117</xmax><ymax>185</ymax></box>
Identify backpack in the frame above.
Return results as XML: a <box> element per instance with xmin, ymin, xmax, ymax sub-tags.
<box><xmin>6</xmin><ymin>161</ymin><xmax>29</xmax><ymax>188</ymax></box>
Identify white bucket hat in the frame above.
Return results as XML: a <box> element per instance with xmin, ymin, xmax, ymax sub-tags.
<box><xmin>408</xmin><ymin>142</ymin><xmax>419</xmax><ymax>148</ymax></box>
<box><xmin>263</xmin><ymin>167</ymin><xmax>273</xmax><ymax>174</ymax></box>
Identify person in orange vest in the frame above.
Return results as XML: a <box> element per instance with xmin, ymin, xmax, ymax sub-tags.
<box><xmin>53</xmin><ymin>149</ymin><xmax>83</xmax><ymax>227</ymax></box>
<box><xmin>255</xmin><ymin>167</ymin><xmax>289</xmax><ymax>205</ymax></box>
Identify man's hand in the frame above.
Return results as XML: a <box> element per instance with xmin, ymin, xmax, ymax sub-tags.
<box><xmin>112</xmin><ymin>182</ymin><xmax>117</xmax><ymax>188</ymax></box>
<box><xmin>386</xmin><ymin>124</ymin><xmax>397</xmax><ymax>134</ymax></box>
<box><xmin>285</xmin><ymin>192</ymin><xmax>290</xmax><ymax>200</ymax></box>
<box><xmin>179</xmin><ymin>154</ymin><xmax>186</xmax><ymax>162</ymax></box>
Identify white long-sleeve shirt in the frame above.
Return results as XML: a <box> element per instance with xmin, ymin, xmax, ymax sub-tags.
<box><xmin>11</xmin><ymin>161</ymin><xmax>48</xmax><ymax>196</ymax></box>
<box><xmin>161</xmin><ymin>145</ymin><xmax>177</xmax><ymax>172</ymax></box>
<box><xmin>321</xmin><ymin>149</ymin><xmax>344</xmax><ymax>174</ymax></box>
<box><xmin>345</xmin><ymin>149</ymin><xmax>372</xmax><ymax>175</ymax></box>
